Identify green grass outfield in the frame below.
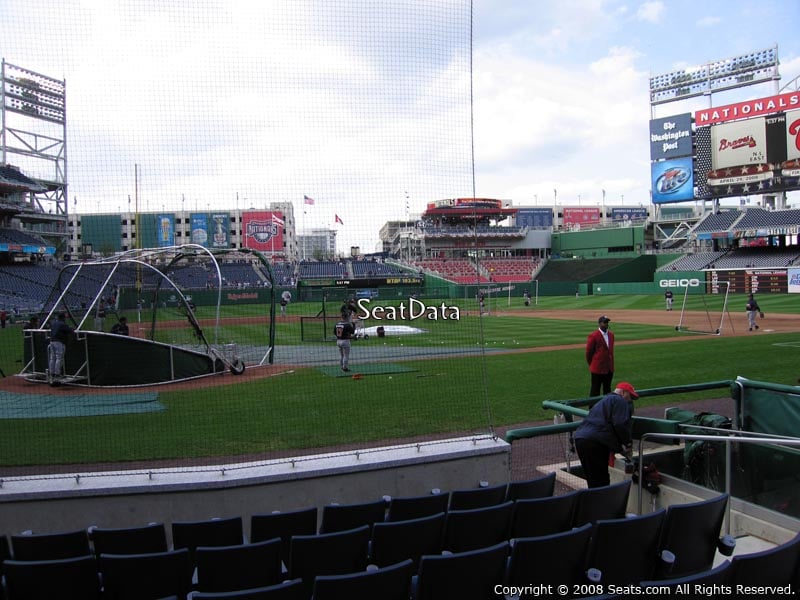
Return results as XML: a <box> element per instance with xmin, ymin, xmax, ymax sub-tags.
<box><xmin>1</xmin><ymin>293</ymin><xmax>798</xmax><ymax>468</ymax></box>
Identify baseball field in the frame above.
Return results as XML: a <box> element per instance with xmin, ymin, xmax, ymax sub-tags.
<box><xmin>0</xmin><ymin>292</ymin><xmax>798</xmax><ymax>473</ymax></box>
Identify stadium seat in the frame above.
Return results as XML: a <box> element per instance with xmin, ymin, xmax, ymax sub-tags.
<box><xmin>369</xmin><ymin>512</ymin><xmax>445</xmax><ymax>569</ymax></box>
<box><xmin>656</xmin><ymin>493</ymin><xmax>735</xmax><ymax>578</ymax></box>
<box><xmin>98</xmin><ymin>548</ymin><xmax>194</xmax><ymax>600</ymax></box>
<box><xmin>441</xmin><ymin>501</ymin><xmax>513</xmax><ymax>553</ymax></box>
<box><xmin>10</xmin><ymin>529</ymin><xmax>92</xmax><ymax>561</ymax></box>
<box><xmin>384</xmin><ymin>491</ymin><xmax>450</xmax><ymax>522</ymax></box>
<box><xmin>3</xmin><ymin>555</ymin><xmax>102</xmax><ymax>600</ymax></box>
<box><xmin>727</xmin><ymin>532</ymin><xmax>800</xmax><ymax>588</ymax></box>
<box><xmin>571</xmin><ymin>479</ymin><xmax>632</xmax><ymax>527</ymax></box>
<box><xmin>1</xmin><ymin>533</ymin><xmax>10</xmax><ymax>573</ymax></box>
<box><xmin>504</xmin><ymin>523</ymin><xmax>593</xmax><ymax>592</ymax></box>
<box><xmin>639</xmin><ymin>559</ymin><xmax>731</xmax><ymax>591</ymax></box>
<box><xmin>250</xmin><ymin>507</ymin><xmax>318</xmax><ymax>568</ymax></box>
<box><xmin>195</xmin><ymin>538</ymin><xmax>283</xmax><ymax>594</ymax></box>
<box><xmin>509</xmin><ymin>490</ymin><xmax>580</xmax><ymax>539</ymax></box>
<box><xmin>504</xmin><ymin>472</ymin><xmax>556</xmax><ymax>501</ymax></box>
<box><xmin>287</xmin><ymin>524</ymin><xmax>370</xmax><ymax>594</ymax></box>
<box><xmin>448</xmin><ymin>482</ymin><xmax>508</xmax><ymax>510</ymax></box>
<box><xmin>88</xmin><ymin>522</ymin><xmax>168</xmax><ymax>557</ymax></box>
<box><xmin>171</xmin><ymin>516</ymin><xmax>244</xmax><ymax>567</ymax></box>
<box><xmin>413</xmin><ymin>540</ymin><xmax>509</xmax><ymax>600</ymax></box>
<box><xmin>318</xmin><ymin>498</ymin><xmax>388</xmax><ymax>534</ymax></box>
<box><xmin>312</xmin><ymin>557</ymin><xmax>413</xmax><ymax>600</ymax></box>
<box><xmin>583</xmin><ymin>509</ymin><xmax>668</xmax><ymax>585</ymax></box>
<box><xmin>190</xmin><ymin>578</ymin><xmax>306</xmax><ymax>600</ymax></box>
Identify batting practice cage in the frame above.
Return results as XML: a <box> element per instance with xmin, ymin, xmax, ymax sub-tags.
<box><xmin>0</xmin><ymin>1</ymin><xmax>509</xmax><ymax>478</ymax></box>
<box><xmin>22</xmin><ymin>245</ymin><xmax>272</xmax><ymax>386</ymax></box>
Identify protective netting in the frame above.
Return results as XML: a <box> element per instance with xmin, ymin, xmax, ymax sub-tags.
<box><xmin>0</xmin><ymin>1</ymin><xmax>500</xmax><ymax>477</ymax></box>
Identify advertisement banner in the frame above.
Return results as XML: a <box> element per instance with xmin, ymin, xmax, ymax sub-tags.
<box><xmin>651</xmin><ymin>156</ymin><xmax>695</xmax><ymax>203</ymax></box>
<box><xmin>788</xmin><ymin>269</ymin><xmax>800</xmax><ymax>294</ymax></box>
<box><xmin>516</xmin><ymin>207</ymin><xmax>553</xmax><ymax>228</ymax></box>
<box><xmin>711</xmin><ymin>118</ymin><xmax>767</xmax><ymax>170</ymax></box>
<box><xmin>242</xmin><ymin>211</ymin><xmax>284</xmax><ymax>252</ymax></box>
<box><xmin>209</xmin><ymin>213</ymin><xmax>230</xmax><ymax>248</ymax></box>
<box><xmin>610</xmin><ymin>207</ymin><xmax>648</xmax><ymax>222</ymax></box>
<box><xmin>695</xmin><ymin>90</ymin><xmax>800</xmax><ymax>126</ymax></box>
<box><xmin>156</xmin><ymin>214</ymin><xmax>174</xmax><ymax>247</ymax></box>
<box><xmin>650</xmin><ymin>113</ymin><xmax>693</xmax><ymax>161</ymax></box>
<box><xmin>562</xmin><ymin>207</ymin><xmax>600</xmax><ymax>230</ymax></box>
<box><xmin>190</xmin><ymin>213</ymin><xmax>209</xmax><ymax>246</ymax></box>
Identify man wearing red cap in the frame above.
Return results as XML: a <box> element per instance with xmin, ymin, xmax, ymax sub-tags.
<box><xmin>573</xmin><ymin>382</ymin><xmax>638</xmax><ymax>488</ymax></box>
<box><xmin>586</xmin><ymin>315</ymin><xmax>614</xmax><ymax>397</ymax></box>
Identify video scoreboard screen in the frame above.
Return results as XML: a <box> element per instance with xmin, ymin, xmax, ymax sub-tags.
<box><xmin>707</xmin><ymin>270</ymin><xmax>788</xmax><ymax>294</ymax></box>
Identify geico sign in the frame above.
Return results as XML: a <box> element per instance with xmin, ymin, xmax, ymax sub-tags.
<box><xmin>660</xmin><ymin>278</ymin><xmax>701</xmax><ymax>288</ymax></box>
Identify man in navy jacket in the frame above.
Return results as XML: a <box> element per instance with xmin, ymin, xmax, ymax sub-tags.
<box><xmin>574</xmin><ymin>382</ymin><xmax>638</xmax><ymax>488</ymax></box>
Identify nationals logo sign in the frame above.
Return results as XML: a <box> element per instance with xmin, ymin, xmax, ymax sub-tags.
<box><xmin>242</xmin><ymin>211</ymin><xmax>284</xmax><ymax>251</ymax></box>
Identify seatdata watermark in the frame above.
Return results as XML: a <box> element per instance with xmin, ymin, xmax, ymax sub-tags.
<box><xmin>354</xmin><ymin>298</ymin><xmax>460</xmax><ymax>321</ymax></box>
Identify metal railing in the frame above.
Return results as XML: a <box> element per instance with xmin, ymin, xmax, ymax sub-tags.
<box><xmin>636</xmin><ymin>429</ymin><xmax>800</xmax><ymax>530</ymax></box>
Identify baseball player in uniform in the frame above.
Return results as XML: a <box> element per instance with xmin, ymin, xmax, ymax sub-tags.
<box><xmin>334</xmin><ymin>317</ymin><xmax>356</xmax><ymax>371</ymax></box>
<box><xmin>746</xmin><ymin>294</ymin><xmax>761</xmax><ymax>331</ymax></box>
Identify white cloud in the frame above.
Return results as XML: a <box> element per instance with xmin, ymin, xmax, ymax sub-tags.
<box><xmin>696</xmin><ymin>15</ymin><xmax>722</xmax><ymax>27</ymax></box>
<box><xmin>636</xmin><ymin>1</ymin><xmax>665</xmax><ymax>24</ymax></box>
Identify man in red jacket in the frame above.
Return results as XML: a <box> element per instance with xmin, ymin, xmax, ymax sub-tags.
<box><xmin>586</xmin><ymin>315</ymin><xmax>614</xmax><ymax>397</ymax></box>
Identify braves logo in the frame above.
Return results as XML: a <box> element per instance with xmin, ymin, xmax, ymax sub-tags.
<box><xmin>717</xmin><ymin>135</ymin><xmax>757</xmax><ymax>152</ymax></box>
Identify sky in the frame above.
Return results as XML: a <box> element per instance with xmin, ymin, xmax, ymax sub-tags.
<box><xmin>2</xmin><ymin>0</ymin><xmax>799</xmax><ymax>253</ymax></box>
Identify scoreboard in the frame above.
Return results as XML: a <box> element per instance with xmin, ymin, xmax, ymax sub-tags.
<box><xmin>707</xmin><ymin>269</ymin><xmax>788</xmax><ymax>294</ymax></box>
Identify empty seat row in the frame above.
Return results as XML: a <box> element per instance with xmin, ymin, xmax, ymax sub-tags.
<box><xmin>3</xmin><ymin>497</ymin><xmax>796</xmax><ymax>599</ymax></box>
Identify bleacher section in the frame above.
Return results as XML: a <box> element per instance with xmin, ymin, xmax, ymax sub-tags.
<box><xmin>220</xmin><ymin>263</ymin><xmax>270</xmax><ymax>288</ymax></box>
<box><xmin>0</xmin><ymin>264</ymin><xmax>60</xmax><ymax>311</ymax></box>
<box><xmin>658</xmin><ymin>248</ymin><xmax>800</xmax><ymax>271</ymax></box>
<box><xmin>734</xmin><ymin>207</ymin><xmax>800</xmax><ymax>231</ymax></box>
<box><xmin>350</xmin><ymin>260</ymin><xmax>406</xmax><ymax>278</ymax></box>
<box><xmin>481</xmin><ymin>258</ymin><xmax>538</xmax><ymax>283</ymax></box>
<box><xmin>693</xmin><ymin>207</ymin><xmax>800</xmax><ymax>236</ymax></box>
<box><xmin>270</xmin><ymin>261</ymin><xmax>295</xmax><ymax>286</ymax></box>
<box><xmin>0</xmin><ymin>228</ymin><xmax>48</xmax><ymax>247</ymax></box>
<box><xmin>658</xmin><ymin>251</ymin><xmax>727</xmax><ymax>272</ymax></box>
<box><xmin>413</xmin><ymin>259</ymin><xmax>486</xmax><ymax>284</ymax></box>
<box><xmin>297</xmin><ymin>261</ymin><xmax>347</xmax><ymax>280</ymax></box>
<box><xmin>694</xmin><ymin>210</ymin><xmax>742</xmax><ymax>233</ymax></box>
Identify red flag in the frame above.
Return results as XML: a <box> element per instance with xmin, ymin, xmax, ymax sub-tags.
<box><xmin>335</xmin><ymin>214</ymin><xmax>344</xmax><ymax>225</ymax></box>
<box><xmin>303</xmin><ymin>195</ymin><xmax>315</xmax><ymax>205</ymax></box>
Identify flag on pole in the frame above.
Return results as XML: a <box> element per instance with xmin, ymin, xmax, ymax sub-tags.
<box><xmin>303</xmin><ymin>195</ymin><xmax>315</xmax><ymax>205</ymax></box>
<box><xmin>335</xmin><ymin>214</ymin><xmax>344</xmax><ymax>225</ymax></box>
<box><xmin>271</xmin><ymin>213</ymin><xmax>285</xmax><ymax>226</ymax></box>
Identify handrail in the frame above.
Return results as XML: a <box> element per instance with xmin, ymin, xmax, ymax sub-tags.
<box><xmin>636</xmin><ymin>430</ymin><xmax>800</xmax><ymax>529</ymax></box>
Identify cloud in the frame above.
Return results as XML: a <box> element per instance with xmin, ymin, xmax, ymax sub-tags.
<box><xmin>636</xmin><ymin>1</ymin><xmax>664</xmax><ymax>24</ymax></box>
<box><xmin>696</xmin><ymin>16</ymin><xmax>722</xmax><ymax>27</ymax></box>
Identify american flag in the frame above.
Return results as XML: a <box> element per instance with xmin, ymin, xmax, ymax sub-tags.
<box><xmin>335</xmin><ymin>214</ymin><xmax>344</xmax><ymax>225</ymax></box>
<box><xmin>303</xmin><ymin>195</ymin><xmax>315</xmax><ymax>205</ymax></box>
<box><xmin>706</xmin><ymin>163</ymin><xmax>778</xmax><ymax>197</ymax></box>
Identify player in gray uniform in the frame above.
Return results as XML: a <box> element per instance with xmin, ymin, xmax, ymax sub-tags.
<box><xmin>334</xmin><ymin>318</ymin><xmax>356</xmax><ymax>371</ymax></box>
